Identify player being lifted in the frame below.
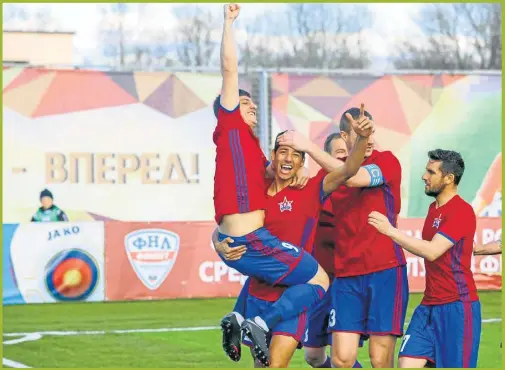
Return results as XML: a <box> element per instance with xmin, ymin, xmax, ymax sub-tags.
<box><xmin>212</xmin><ymin>4</ymin><xmax>366</xmax><ymax>365</ymax></box>
<box><xmin>368</xmin><ymin>149</ymin><xmax>481</xmax><ymax>368</ymax></box>
<box><xmin>215</xmin><ymin>121</ymin><xmax>372</xmax><ymax>367</ymax></box>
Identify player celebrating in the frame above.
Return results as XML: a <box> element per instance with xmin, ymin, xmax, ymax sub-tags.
<box><xmin>368</xmin><ymin>149</ymin><xmax>481</xmax><ymax>368</ymax></box>
<box><xmin>215</xmin><ymin>118</ymin><xmax>372</xmax><ymax>367</ymax></box>
<box><xmin>303</xmin><ymin>132</ymin><xmax>364</xmax><ymax>368</ymax></box>
<box><xmin>213</xmin><ymin>4</ymin><xmax>353</xmax><ymax>365</ymax></box>
<box><xmin>306</xmin><ymin>107</ymin><xmax>409</xmax><ymax>369</ymax></box>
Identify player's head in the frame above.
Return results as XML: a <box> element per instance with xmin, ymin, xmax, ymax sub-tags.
<box><xmin>339</xmin><ymin>107</ymin><xmax>374</xmax><ymax>157</ymax></box>
<box><xmin>272</xmin><ymin>131</ymin><xmax>305</xmax><ymax>181</ymax></box>
<box><xmin>213</xmin><ymin>89</ymin><xmax>257</xmax><ymax>128</ymax></box>
<box><xmin>324</xmin><ymin>132</ymin><xmax>348</xmax><ymax>159</ymax></box>
<box><xmin>40</xmin><ymin>188</ymin><xmax>54</xmax><ymax>209</ymax></box>
<box><xmin>422</xmin><ymin>149</ymin><xmax>465</xmax><ymax>197</ymax></box>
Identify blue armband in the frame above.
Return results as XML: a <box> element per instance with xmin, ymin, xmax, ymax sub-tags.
<box><xmin>363</xmin><ymin>164</ymin><xmax>384</xmax><ymax>187</ymax></box>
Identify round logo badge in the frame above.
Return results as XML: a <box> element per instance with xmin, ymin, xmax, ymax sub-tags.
<box><xmin>45</xmin><ymin>249</ymin><xmax>99</xmax><ymax>301</ymax></box>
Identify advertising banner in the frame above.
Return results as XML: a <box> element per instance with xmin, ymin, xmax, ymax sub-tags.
<box><xmin>105</xmin><ymin>218</ymin><xmax>501</xmax><ymax>302</ymax></box>
<box><xmin>104</xmin><ymin>221</ymin><xmax>246</xmax><ymax>301</ymax></box>
<box><xmin>2</xmin><ymin>222</ymin><xmax>105</xmax><ymax>305</ymax></box>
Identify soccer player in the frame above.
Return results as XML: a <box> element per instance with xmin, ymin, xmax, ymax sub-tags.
<box><xmin>215</xmin><ymin>119</ymin><xmax>373</xmax><ymax>367</ymax></box>
<box><xmin>304</xmin><ymin>132</ymin><xmax>354</xmax><ymax>368</ymax></box>
<box><xmin>368</xmin><ymin>149</ymin><xmax>481</xmax><ymax>368</ymax></box>
<box><xmin>213</xmin><ymin>4</ymin><xmax>347</xmax><ymax>364</ymax></box>
<box><xmin>315</xmin><ymin>108</ymin><xmax>409</xmax><ymax>369</ymax></box>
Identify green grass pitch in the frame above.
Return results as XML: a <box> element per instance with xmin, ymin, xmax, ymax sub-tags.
<box><xmin>2</xmin><ymin>292</ymin><xmax>501</xmax><ymax>368</ymax></box>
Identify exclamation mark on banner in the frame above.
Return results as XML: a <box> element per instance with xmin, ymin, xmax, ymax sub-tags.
<box><xmin>188</xmin><ymin>154</ymin><xmax>199</xmax><ymax>184</ymax></box>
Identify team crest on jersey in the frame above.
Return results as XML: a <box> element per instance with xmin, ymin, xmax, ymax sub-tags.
<box><xmin>124</xmin><ymin>229</ymin><xmax>180</xmax><ymax>290</ymax></box>
<box><xmin>432</xmin><ymin>213</ymin><xmax>442</xmax><ymax>229</ymax></box>
<box><xmin>278</xmin><ymin>196</ymin><xmax>293</xmax><ymax>212</ymax></box>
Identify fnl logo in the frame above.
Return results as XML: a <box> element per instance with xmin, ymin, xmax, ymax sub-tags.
<box><xmin>124</xmin><ymin>229</ymin><xmax>180</xmax><ymax>291</ymax></box>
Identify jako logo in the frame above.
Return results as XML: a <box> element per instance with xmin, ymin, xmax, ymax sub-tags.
<box><xmin>124</xmin><ymin>229</ymin><xmax>180</xmax><ymax>291</ymax></box>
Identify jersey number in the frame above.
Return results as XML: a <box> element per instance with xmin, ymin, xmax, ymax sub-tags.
<box><xmin>328</xmin><ymin>309</ymin><xmax>336</xmax><ymax>327</ymax></box>
<box><xmin>400</xmin><ymin>334</ymin><xmax>411</xmax><ymax>352</ymax></box>
<box><xmin>281</xmin><ymin>242</ymin><xmax>299</xmax><ymax>254</ymax></box>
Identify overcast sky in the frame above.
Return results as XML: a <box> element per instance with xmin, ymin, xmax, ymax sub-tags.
<box><xmin>3</xmin><ymin>2</ymin><xmax>425</xmax><ymax>69</ymax></box>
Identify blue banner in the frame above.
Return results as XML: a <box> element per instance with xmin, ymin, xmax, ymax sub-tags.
<box><xmin>3</xmin><ymin>224</ymin><xmax>25</xmax><ymax>305</ymax></box>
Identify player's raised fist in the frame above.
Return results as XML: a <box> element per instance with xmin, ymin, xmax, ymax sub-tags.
<box><xmin>224</xmin><ymin>3</ymin><xmax>240</xmax><ymax>22</ymax></box>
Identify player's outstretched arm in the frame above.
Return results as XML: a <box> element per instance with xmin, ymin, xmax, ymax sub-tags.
<box><xmin>220</xmin><ymin>4</ymin><xmax>240</xmax><ymax>111</ymax></box>
<box><xmin>474</xmin><ymin>240</ymin><xmax>502</xmax><ymax>255</ymax></box>
<box><xmin>367</xmin><ymin>211</ymin><xmax>454</xmax><ymax>262</ymax></box>
<box><xmin>322</xmin><ymin>104</ymin><xmax>373</xmax><ymax>194</ymax></box>
<box><xmin>276</xmin><ymin>131</ymin><xmax>344</xmax><ymax>172</ymax></box>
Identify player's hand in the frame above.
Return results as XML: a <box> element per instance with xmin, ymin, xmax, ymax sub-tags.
<box><xmin>224</xmin><ymin>3</ymin><xmax>240</xmax><ymax>22</ymax></box>
<box><xmin>290</xmin><ymin>167</ymin><xmax>309</xmax><ymax>189</ymax></box>
<box><xmin>346</xmin><ymin>103</ymin><xmax>374</xmax><ymax>138</ymax></box>
<box><xmin>276</xmin><ymin>130</ymin><xmax>313</xmax><ymax>153</ymax></box>
<box><xmin>214</xmin><ymin>237</ymin><xmax>246</xmax><ymax>261</ymax></box>
<box><xmin>367</xmin><ymin>211</ymin><xmax>393</xmax><ymax>235</ymax></box>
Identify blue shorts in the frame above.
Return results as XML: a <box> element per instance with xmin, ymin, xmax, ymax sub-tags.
<box><xmin>303</xmin><ymin>287</ymin><xmax>366</xmax><ymax>348</ymax></box>
<box><xmin>329</xmin><ymin>266</ymin><xmax>409</xmax><ymax>337</ymax></box>
<box><xmin>218</xmin><ymin>227</ymin><xmax>319</xmax><ymax>286</ymax></box>
<box><xmin>303</xmin><ymin>288</ymin><xmax>332</xmax><ymax>348</ymax></box>
<box><xmin>399</xmin><ymin>301</ymin><xmax>481</xmax><ymax>368</ymax></box>
<box><xmin>243</xmin><ymin>294</ymin><xmax>307</xmax><ymax>347</ymax></box>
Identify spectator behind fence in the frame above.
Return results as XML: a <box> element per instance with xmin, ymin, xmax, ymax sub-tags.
<box><xmin>31</xmin><ymin>189</ymin><xmax>69</xmax><ymax>222</ymax></box>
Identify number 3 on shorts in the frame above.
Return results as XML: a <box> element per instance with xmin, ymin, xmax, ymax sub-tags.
<box><xmin>328</xmin><ymin>309</ymin><xmax>336</xmax><ymax>327</ymax></box>
<box><xmin>281</xmin><ymin>242</ymin><xmax>299</xmax><ymax>254</ymax></box>
<box><xmin>400</xmin><ymin>334</ymin><xmax>411</xmax><ymax>352</ymax></box>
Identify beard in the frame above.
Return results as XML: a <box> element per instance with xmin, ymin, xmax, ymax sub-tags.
<box><xmin>425</xmin><ymin>183</ymin><xmax>445</xmax><ymax>197</ymax></box>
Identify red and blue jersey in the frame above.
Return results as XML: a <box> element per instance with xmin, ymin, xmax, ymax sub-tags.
<box><xmin>213</xmin><ymin>106</ymin><xmax>269</xmax><ymax>224</ymax></box>
<box><xmin>421</xmin><ymin>195</ymin><xmax>479</xmax><ymax>305</ymax></box>
<box><xmin>331</xmin><ymin>150</ymin><xmax>406</xmax><ymax>277</ymax></box>
<box><xmin>249</xmin><ymin>170</ymin><xmax>328</xmax><ymax>301</ymax></box>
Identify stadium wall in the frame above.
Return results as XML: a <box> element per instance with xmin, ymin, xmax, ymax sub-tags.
<box><xmin>3</xmin><ymin>67</ymin><xmax>502</xmax><ymax>305</ymax></box>
<box><xmin>2</xmin><ymin>219</ymin><xmax>502</xmax><ymax>305</ymax></box>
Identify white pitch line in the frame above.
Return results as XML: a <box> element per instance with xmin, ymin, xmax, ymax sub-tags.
<box><xmin>3</xmin><ymin>318</ymin><xmax>501</xmax><ymax>338</ymax></box>
<box><xmin>2</xmin><ymin>358</ymin><xmax>32</xmax><ymax>368</ymax></box>
<box><xmin>3</xmin><ymin>334</ymin><xmax>42</xmax><ymax>345</ymax></box>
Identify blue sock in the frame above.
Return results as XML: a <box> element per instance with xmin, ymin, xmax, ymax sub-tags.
<box><xmin>262</xmin><ymin>284</ymin><xmax>324</xmax><ymax>328</ymax></box>
<box><xmin>353</xmin><ymin>360</ymin><xmax>363</xmax><ymax>368</ymax></box>
<box><xmin>317</xmin><ymin>356</ymin><xmax>331</xmax><ymax>368</ymax></box>
<box><xmin>232</xmin><ymin>278</ymin><xmax>250</xmax><ymax>314</ymax></box>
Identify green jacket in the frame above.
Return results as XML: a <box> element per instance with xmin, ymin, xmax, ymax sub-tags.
<box><xmin>31</xmin><ymin>205</ymin><xmax>69</xmax><ymax>222</ymax></box>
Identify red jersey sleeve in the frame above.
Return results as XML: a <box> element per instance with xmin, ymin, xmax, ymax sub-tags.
<box><xmin>437</xmin><ymin>203</ymin><xmax>477</xmax><ymax>245</ymax></box>
<box><xmin>374</xmin><ymin>151</ymin><xmax>401</xmax><ymax>185</ymax></box>
<box><xmin>217</xmin><ymin>104</ymin><xmax>244</xmax><ymax>130</ymax></box>
<box><xmin>311</xmin><ymin>169</ymin><xmax>329</xmax><ymax>204</ymax></box>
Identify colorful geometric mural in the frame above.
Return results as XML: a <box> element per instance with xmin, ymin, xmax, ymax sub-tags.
<box><xmin>2</xmin><ymin>68</ymin><xmax>501</xmax><ymax>222</ymax></box>
<box><xmin>270</xmin><ymin>73</ymin><xmax>502</xmax><ymax>217</ymax></box>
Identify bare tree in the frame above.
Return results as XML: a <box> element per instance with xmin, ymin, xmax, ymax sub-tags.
<box><xmin>3</xmin><ymin>4</ymin><xmax>57</xmax><ymax>31</ymax></box>
<box><xmin>394</xmin><ymin>3</ymin><xmax>501</xmax><ymax>70</ymax></box>
<box><xmin>97</xmin><ymin>3</ymin><xmax>175</xmax><ymax>69</ymax></box>
<box><xmin>240</xmin><ymin>4</ymin><xmax>371</xmax><ymax>70</ymax></box>
<box><xmin>175</xmin><ymin>6</ymin><xmax>218</xmax><ymax>67</ymax></box>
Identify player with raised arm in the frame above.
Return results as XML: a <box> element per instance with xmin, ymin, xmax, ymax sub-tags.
<box><xmin>368</xmin><ymin>149</ymin><xmax>481</xmax><ymax>368</ymax></box>
<box><xmin>296</xmin><ymin>107</ymin><xmax>408</xmax><ymax>369</ymax></box>
<box><xmin>215</xmin><ymin>112</ymin><xmax>373</xmax><ymax>367</ymax></box>
<box><xmin>213</xmin><ymin>4</ymin><xmax>340</xmax><ymax>365</ymax></box>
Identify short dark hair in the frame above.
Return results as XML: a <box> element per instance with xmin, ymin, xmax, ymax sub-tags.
<box><xmin>324</xmin><ymin>132</ymin><xmax>342</xmax><ymax>154</ymax></box>
<box><xmin>213</xmin><ymin>89</ymin><xmax>251</xmax><ymax>118</ymax></box>
<box><xmin>428</xmin><ymin>149</ymin><xmax>465</xmax><ymax>185</ymax></box>
<box><xmin>339</xmin><ymin>107</ymin><xmax>373</xmax><ymax>133</ymax></box>
<box><xmin>274</xmin><ymin>130</ymin><xmax>305</xmax><ymax>160</ymax></box>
